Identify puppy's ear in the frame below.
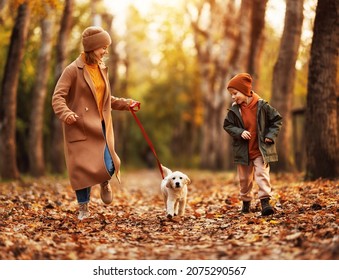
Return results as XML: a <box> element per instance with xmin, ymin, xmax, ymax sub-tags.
<box><xmin>185</xmin><ymin>176</ymin><xmax>191</xmax><ymax>185</ymax></box>
<box><xmin>161</xmin><ymin>165</ymin><xmax>172</xmax><ymax>177</ymax></box>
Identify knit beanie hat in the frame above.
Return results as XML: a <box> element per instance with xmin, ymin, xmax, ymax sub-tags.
<box><xmin>227</xmin><ymin>73</ymin><xmax>253</xmax><ymax>97</ymax></box>
<box><xmin>82</xmin><ymin>26</ymin><xmax>111</xmax><ymax>52</ymax></box>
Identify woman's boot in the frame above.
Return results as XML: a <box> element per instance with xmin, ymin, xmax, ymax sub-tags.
<box><xmin>78</xmin><ymin>203</ymin><xmax>90</xmax><ymax>220</ymax></box>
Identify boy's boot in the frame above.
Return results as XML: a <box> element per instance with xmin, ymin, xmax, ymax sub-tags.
<box><xmin>260</xmin><ymin>198</ymin><xmax>274</xmax><ymax>216</ymax></box>
<box><xmin>78</xmin><ymin>203</ymin><xmax>90</xmax><ymax>220</ymax></box>
<box><xmin>241</xmin><ymin>201</ymin><xmax>251</xmax><ymax>213</ymax></box>
<box><xmin>100</xmin><ymin>180</ymin><xmax>113</xmax><ymax>204</ymax></box>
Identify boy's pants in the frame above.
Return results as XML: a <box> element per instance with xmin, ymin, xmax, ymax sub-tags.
<box><xmin>237</xmin><ymin>156</ymin><xmax>272</xmax><ymax>201</ymax></box>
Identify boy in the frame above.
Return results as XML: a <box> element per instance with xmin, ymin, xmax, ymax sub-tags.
<box><xmin>223</xmin><ymin>73</ymin><xmax>282</xmax><ymax>216</ymax></box>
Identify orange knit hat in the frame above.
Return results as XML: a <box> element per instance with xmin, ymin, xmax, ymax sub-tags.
<box><xmin>82</xmin><ymin>26</ymin><xmax>111</xmax><ymax>52</ymax></box>
<box><xmin>227</xmin><ymin>73</ymin><xmax>252</xmax><ymax>97</ymax></box>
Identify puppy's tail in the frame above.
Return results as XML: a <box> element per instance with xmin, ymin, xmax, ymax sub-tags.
<box><xmin>161</xmin><ymin>165</ymin><xmax>172</xmax><ymax>177</ymax></box>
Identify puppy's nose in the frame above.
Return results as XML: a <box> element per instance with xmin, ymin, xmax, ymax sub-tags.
<box><xmin>175</xmin><ymin>182</ymin><xmax>180</xmax><ymax>187</ymax></box>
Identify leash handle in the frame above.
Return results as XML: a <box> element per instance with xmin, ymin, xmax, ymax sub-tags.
<box><xmin>129</xmin><ymin>102</ymin><xmax>165</xmax><ymax>179</ymax></box>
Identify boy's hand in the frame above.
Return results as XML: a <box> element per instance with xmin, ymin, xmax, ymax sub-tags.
<box><xmin>241</xmin><ymin>130</ymin><xmax>251</xmax><ymax>140</ymax></box>
<box><xmin>265</xmin><ymin>138</ymin><xmax>273</xmax><ymax>144</ymax></box>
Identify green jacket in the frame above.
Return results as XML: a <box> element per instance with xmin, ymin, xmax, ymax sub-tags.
<box><xmin>223</xmin><ymin>99</ymin><xmax>282</xmax><ymax>165</ymax></box>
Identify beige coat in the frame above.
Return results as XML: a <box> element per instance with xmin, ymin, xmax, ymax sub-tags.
<box><xmin>52</xmin><ymin>55</ymin><xmax>132</xmax><ymax>190</ymax></box>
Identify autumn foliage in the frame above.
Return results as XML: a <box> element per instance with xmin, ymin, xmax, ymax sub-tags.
<box><xmin>0</xmin><ymin>170</ymin><xmax>338</xmax><ymax>260</ymax></box>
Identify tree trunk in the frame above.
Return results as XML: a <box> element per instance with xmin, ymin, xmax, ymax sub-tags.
<box><xmin>0</xmin><ymin>0</ymin><xmax>7</xmax><ymax>24</ymax></box>
<box><xmin>270</xmin><ymin>0</ymin><xmax>304</xmax><ymax>172</ymax></box>
<box><xmin>0</xmin><ymin>3</ymin><xmax>30</xmax><ymax>179</ymax></box>
<box><xmin>229</xmin><ymin>0</ymin><xmax>252</xmax><ymax>73</ymax></box>
<box><xmin>0</xmin><ymin>0</ymin><xmax>6</xmax><ymax>9</ymax></box>
<box><xmin>248</xmin><ymin>0</ymin><xmax>268</xmax><ymax>88</ymax></box>
<box><xmin>101</xmin><ymin>13</ymin><xmax>118</xmax><ymax>93</ymax></box>
<box><xmin>305</xmin><ymin>0</ymin><xmax>339</xmax><ymax>180</ymax></box>
<box><xmin>28</xmin><ymin>11</ymin><xmax>54</xmax><ymax>177</ymax></box>
<box><xmin>189</xmin><ymin>0</ymin><xmax>239</xmax><ymax>170</ymax></box>
<box><xmin>50</xmin><ymin>0</ymin><xmax>74</xmax><ymax>174</ymax></box>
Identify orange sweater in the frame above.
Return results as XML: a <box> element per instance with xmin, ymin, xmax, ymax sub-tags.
<box><xmin>83</xmin><ymin>58</ymin><xmax>106</xmax><ymax>120</ymax></box>
<box><xmin>240</xmin><ymin>92</ymin><xmax>261</xmax><ymax>160</ymax></box>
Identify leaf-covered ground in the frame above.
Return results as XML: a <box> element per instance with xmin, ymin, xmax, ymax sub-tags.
<box><xmin>0</xmin><ymin>169</ymin><xmax>338</xmax><ymax>260</ymax></box>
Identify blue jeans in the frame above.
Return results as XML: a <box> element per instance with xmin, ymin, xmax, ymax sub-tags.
<box><xmin>76</xmin><ymin>122</ymin><xmax>115</xmax><ymax>204</ymax></box>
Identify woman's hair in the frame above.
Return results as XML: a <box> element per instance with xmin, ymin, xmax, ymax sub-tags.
<box><xmin>84</xmin><ymin>51</ymin><xmax>99</xmax><ymax>65</ymax></box>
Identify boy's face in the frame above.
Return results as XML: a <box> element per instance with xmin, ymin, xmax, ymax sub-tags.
<box><xmin>228</xmin><ymin>88</ymin><xmax>247</xmax><ymax>104</ymax></box>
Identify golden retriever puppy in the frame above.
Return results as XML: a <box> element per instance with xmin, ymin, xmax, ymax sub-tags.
<box><xmin>160</xmin><ymin>165</ymin><xmax>191</xmax><ymax>218</ymax></box>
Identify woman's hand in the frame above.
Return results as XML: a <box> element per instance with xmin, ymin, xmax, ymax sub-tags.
<box><xmin>65</xmin><ymin>113</ymin><xmax>79</xmax><ymax>125</ymax></box>
<box><xmin>130</xmin><ymin>101</ymin><xmax>141</xmax><ymax>112</ymax></box>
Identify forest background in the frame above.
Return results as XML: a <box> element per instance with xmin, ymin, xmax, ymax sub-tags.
<box><xmin>0</xmin><ymin>0</ymin><xmax>338</xmax><ymax>267</ymax></box>
<box><xmin>0</xmin><ymin>0</ymin><xmax>338</xmax><ymax>181</ymax></box>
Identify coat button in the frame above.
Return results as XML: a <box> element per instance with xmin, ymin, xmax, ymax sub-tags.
<box><xmin>85</xmin><ymin>107</ymin><xmax>89</xmax><ymax>111</ymax></box>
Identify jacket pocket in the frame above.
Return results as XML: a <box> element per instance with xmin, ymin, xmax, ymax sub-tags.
<box><xmin>232</xmin><ymin>141</ymin><xmax>244</xmax><ymax>161</ymax></box>
<box><xmin>260</xmin><ymin>139</ymin><xmax>276</xmax><ymax>157</ymax></box>
<box><xmin>65</xmin><ymin>114</ymin><xmax>87</xmax><ymax>143</ymax></box>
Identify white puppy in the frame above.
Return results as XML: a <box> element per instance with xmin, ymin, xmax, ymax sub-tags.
<box><xmin>160</xmin><ymin>165</ymin><xmax>191</xmax><ymax>218</ymax></box>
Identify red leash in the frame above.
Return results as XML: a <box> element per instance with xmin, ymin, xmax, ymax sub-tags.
<box><xmin>129</xmin><ymin>102</ymin><xmax>165</xmax><ymax>179</ymax></box>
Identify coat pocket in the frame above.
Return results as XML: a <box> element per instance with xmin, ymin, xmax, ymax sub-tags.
<box><xmin>65</xmin><ymin>114</ymin><xmax>87</xmax><ymax>143</ymax></box>
<box><xmin>260</xmin><ymin>138</ymin><xmax>276</xmax><ymax>157</ymax></box>
<box><xmin>232</xmin><ymin>141</ymin><xmax>245</xmax><ymax>161</ymax></box>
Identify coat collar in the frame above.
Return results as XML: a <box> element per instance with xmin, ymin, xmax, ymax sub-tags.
<box><xmin>228</xmin><ymin>98</ymin><xmax>266</xmax><ymax>126</ymax></box>
<box><xmin>75</xmin><ymin>54</ymin><xmax>110</xmax><ymax>108</ymax></box>
<box><xmin>75</xmin><ymin>55</ymin><xmax>85</xmax><ymax>68</ymax></box>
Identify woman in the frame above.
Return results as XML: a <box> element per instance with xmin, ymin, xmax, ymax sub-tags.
<box><xmin>52</xmin><ymin>26</ymin><xmax>140</xmax><ymax>220</ymax></box>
